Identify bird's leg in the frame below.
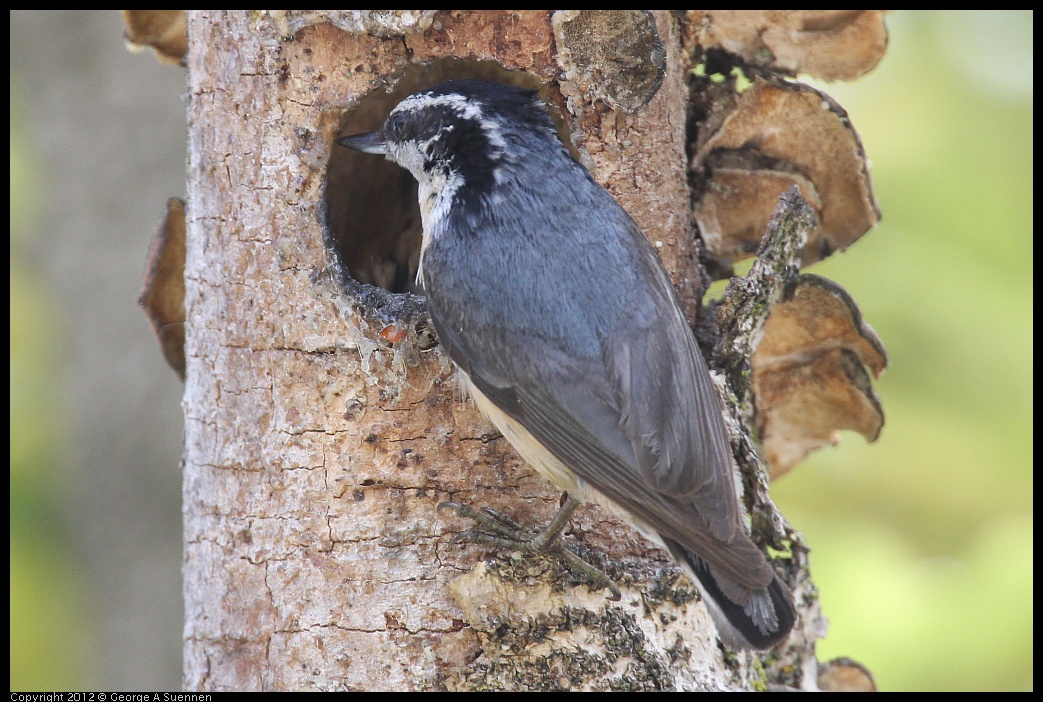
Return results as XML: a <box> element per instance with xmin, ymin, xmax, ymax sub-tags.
<box><xmin>438</xmin><ymin>493</ymin><xmax>621</xmax><ymax>601</ymax></box>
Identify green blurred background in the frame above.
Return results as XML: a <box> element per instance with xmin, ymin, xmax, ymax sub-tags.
<box><xmin>10</xmin><ymin>11</ymin><xmax>1032</xmax><ymax>692</ymax></box>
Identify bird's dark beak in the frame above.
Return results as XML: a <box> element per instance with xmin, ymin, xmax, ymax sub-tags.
<box><xmin>336</xmin><ymin>131</ymin><xmax>387</xmax><ymax>155</ymax></box>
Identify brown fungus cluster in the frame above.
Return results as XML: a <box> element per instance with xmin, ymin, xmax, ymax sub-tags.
<box><xmin>688</xmin><ymin>10</ymin><xmax>889</xmax><ymax>82</ymax></box>
<box><xmin>138</xmin><ymin>197</ymin><xmax>187</xmax><ymax>380</ymax></box>
<box><xmin>121</xmin><ymin>10</ymin><xmax>187</xmax><ymax>65</ymax></box>
<box><xmin>752</xmin><ymin>275</ymin><xmax>887</xmax><ymax>478</ymax></box>
<box><xmin>817</xmin><ymin>656</ymin><xmax>878</xmax><ymax>693</ymax></box>
<box><xmin>691</xmin><ymin>78</ymin><xmax>880</xmax><ymax>268</ymax></box>
<box><xmin>686</xmin><ymin>11</ymin><xmax>890</xmax><ymax>478</ymax></box>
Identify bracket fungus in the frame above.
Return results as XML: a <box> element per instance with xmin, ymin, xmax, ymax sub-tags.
<box><xmin>691</xmin><ymin>78</ymin><xmax>880</xmax><ymax>270</ymax></box>
<box><xmin>121</xmin><ymin>10</ymin><xmax>187</xmax><ymax>65</ymax></box>
<box><xmin>689</xmin><ymin>10</ymin><xmax>889</xmax><ymax>82</ymax></box>
<box><xmin>138</xmin><ymin>197</ymin><xmax>187</xmax><ymax>380</ymax></box>
<box><xmin>817</xmin><ymin>657</ymin><xmax>878</xmax><ymax>693</ymax></box>
<box><xmin>751</xmin><ymin>274</ymin><xmax>887</xmax><ymax>478</ymax></box>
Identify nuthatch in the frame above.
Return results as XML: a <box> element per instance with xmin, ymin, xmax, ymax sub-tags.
<box><xmin>337</xmin><ymin>79</ymin><xmax>795</xmax><ymax>650</ymax></box>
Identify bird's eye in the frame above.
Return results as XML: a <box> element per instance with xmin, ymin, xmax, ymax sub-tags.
<box><xmin>387</xmin><ymin>112</ymin><xmax>407</xmax><ymax>139</ymax></box>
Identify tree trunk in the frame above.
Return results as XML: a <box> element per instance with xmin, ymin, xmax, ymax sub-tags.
<box><xmin>182</xmin><ymin>10</ymin><xmax>833</xmax><ymax>691</ymax></box>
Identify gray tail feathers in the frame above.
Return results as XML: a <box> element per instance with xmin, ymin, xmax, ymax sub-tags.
<box><xmin>667</xmin><ymin>541</ymin><xmax>796</xmax><ymax>650</ymax></box>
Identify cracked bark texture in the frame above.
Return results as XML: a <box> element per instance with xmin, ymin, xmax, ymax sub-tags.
<box><xmin>183</xmin><ymin>11</ymin><xmax>816</xmax><ymax>691</ymax></box>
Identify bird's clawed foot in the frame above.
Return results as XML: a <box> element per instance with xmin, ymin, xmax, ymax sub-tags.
<box><xmin>438</xmin><ymin>493</ymin><xmax>621</xmax><ymax>601</ymax></box>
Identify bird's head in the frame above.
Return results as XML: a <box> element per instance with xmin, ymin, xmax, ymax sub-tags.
<box><xmin>338</xmin><ymin>80</ymin><xmax>561</xmax><ymax>197</ymax></box>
